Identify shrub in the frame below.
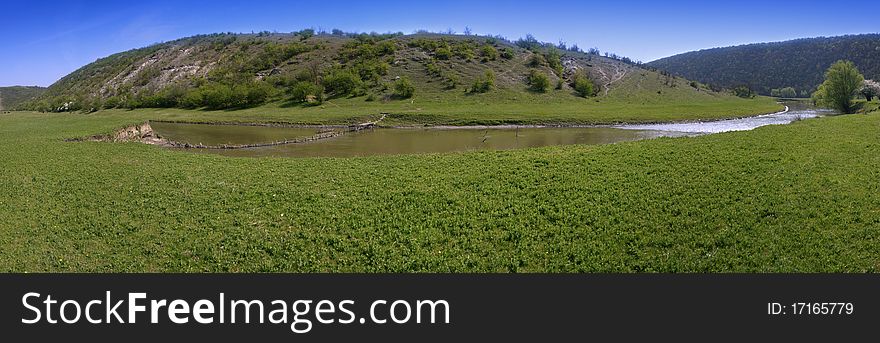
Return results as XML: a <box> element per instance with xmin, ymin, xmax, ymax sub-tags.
<box><xmin>200</xmin><ymin>83</ymin><xmax>235</xmax><ymax>109</ymax></box>
<box><xmin>572</xmin><ymin>72</ymin><xmax>595</xmax><ymax>97</ymax></box>
<box><xmin>544</xmin><ymin>48</ymin><xmax>563</xmax><ymax>76</ymax></box>
<box><xmin>435</xmin><ymin>47</ymin><xmax>452</xmax><ymax>60</ymax></box>
<box><xmin>480</xmin><ymin>45</ymin><xmax>498</xmax><ymax>61</ymax></box>
<box><xmin>733</xmin><ymin>85</ymin><xmax>755</xmax><ymax>98</ymax></box>
<box><xmin>322</xmin><ymin>70</ymin><xmax>361</xmax><ymax>97</ymax></box>
<box><xmin>290</xmin><ymin>81</ymin><xmax>325</xmax><ymax>104</ymax></box>
<box><xmin>425</xmin><ymin>60</ymin><xmax>442</xmax><ymax>77</ymax></box>
<box><xmin>470</xmin><ymin>70</ymin><xmax>495</xmax><ymax>93</ymax></box>
<box><xmin>500</xmin><ymin>47</ymin><xmax>514</xmax><ymax>60</ymax></box>
<box><xmin>393</xmin><ymin>76</ymin><xmax>415</xmax><ymax>98</ymax></box>
<box><xmin>527</xmin><ymin>70</ymin><xmax>550</xmax><ymax>92</ymax></box>
<box><xmin>179</xmin><ymin>89</ymin><xmax>204</xmax><ymax>109</ymax></box>
<box><xmin>527</xmin><ymin>54</ymin><xmax>545</xmax><ymax>67</ymax></box>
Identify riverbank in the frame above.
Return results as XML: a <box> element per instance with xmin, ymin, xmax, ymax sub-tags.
<box><xmin>75</xmin><ymin>94</ymin><xmax>783</xmax><ymax>127</ymax></box>
<box><xmin>0</xmin><ymin>106</ymin><xmax>877</xmax><ymax>272</ymax></box>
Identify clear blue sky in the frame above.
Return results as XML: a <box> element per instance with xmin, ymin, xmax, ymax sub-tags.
<box><xmin>1</xmin><ymin>0</ymin><xmax>877</xmax><ymax>87</ymax></box>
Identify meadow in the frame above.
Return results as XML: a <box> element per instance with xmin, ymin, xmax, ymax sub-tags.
<box><xmin>110</xmin><ymin>89</ymin><xmax>784</xmax><ymax>126</ymax></box>
<box><xmin>0</xmin><ymin>100</ymin><xmax>878</xmax><ymax>272</ymax></box>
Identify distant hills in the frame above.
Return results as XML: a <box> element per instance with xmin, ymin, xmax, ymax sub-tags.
<box><xmin>648</xmin><ymin>34</ymin><xmax>880</xmax><ymax>96</ymax></box>
<box><xmin>19</xmin><ymin>30</ymin><xmax>739</xmax><ymax>112</ymax></box>
<box><xmin>0</xmin><ymin>86</ymin><xmax>46</xmax><ymax>110</ymax></box>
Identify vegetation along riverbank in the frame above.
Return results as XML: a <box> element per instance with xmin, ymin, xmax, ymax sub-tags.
<box><xmin>0</xmin><ymin>100</ymin><xmax>877</xmax><ymax>271</ymax></box>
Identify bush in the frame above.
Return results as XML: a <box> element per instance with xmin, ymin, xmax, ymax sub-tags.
<box><xmin>479</xmin><ymin>45</ymin><xmax>497</xmax><ymax>62</ymax></box>
<box><xmin>527</xmin><ymin>70</ymin><xmax>550</xmax><ymax>92</ymax></box>
<box><xmin>527</xmin><ymin>54</ymin><xmax>545</xmax><ymax>67</ymax></box>
<box><xmin>179</xmin><ymin>89</ymin><xmax>204</xmax><ymax>109</ymax></box>
<box><xmin>500</xmin><ymin>47</ymin><xmax>514</xmax><ymax>59</ymax></box>
<box><xmin>322</xmin><ymin>70</ymin><xmax>361</xmax><ymax>97</ymax></box>
<box><xmin>470</xmin><ymin>70</ymin><xmax>495</xmax><ymax>93</ymax></box>
<box><xmin>572</xmin><ymin>72</ymin><xmax>595</xmax><ymax>97</ymax></box>
<box><xmin>435</xmin><ymin>47</ymin><xmax>452</xmax><ymax>60</ymax></box>
<box><xmin>733</xmin><ymin>85</ymin><xmax>755</xmax><ymax>98</ymax></box>
<box><xmin>393</xmin><ymin>76</ymin><xmax>415</xmax><ymax>98</ymax></box>
<box><xmin>544</xmin><ymin>48</ymin><xmax>563</xmax><ymax>76</ymax></box>
<box><xmin>290</xmin><ymin>81</ymin><xmax>325</xmax><ymax>103</ymax></box>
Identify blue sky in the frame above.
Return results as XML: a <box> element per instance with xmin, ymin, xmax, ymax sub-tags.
<box><xmin>1</xmin><ymin>0</ymin><xmax>877</xmax><ymax>86</ymax></box>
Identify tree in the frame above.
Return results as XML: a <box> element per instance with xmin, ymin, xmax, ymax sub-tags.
<box><xmin>812</xmin><ymin>60</ymin><xmax>864</xmax><ymax>113</ymax></box>
<box><xmin>860</xmin><ymin>80</ymin><xmax>880</xmax><ymax>102</ymax></box>
<box><xmin>322</xmin><ymin>70</ymin><xmax>361</xmax><ymax>97</ymax></box>
<box><xmin>290</xmin><ymin>81</ymin><xmax>324</xmax><ymax>104</ymax></box>
<box><xmin>733</xmin><ymin>85</ymin><xmax>754</xmax><ymax>98</ymax></box>
<box><xmin>527</xmin><ymin>70</ymin><xmax>550</xmax><ymax>92</ymax></box>
<box><xmin>771</xmin><ymin>87</ymin><xmax>797</xmax><ymax>98</ymax></box>
<box><xmin>392</xmin><ymin>76</ymin><xmax>415</xmax><ymax>99</ymax></box>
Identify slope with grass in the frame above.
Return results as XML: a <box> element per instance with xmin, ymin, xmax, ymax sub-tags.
<box><xmin>20</xmin><ymin>31</ymin><xmax>781</xmax><ymax>123</ymax></box>
<box><xmin>0</xmin><ymin>106</ymin><xmax>877</xmax><ymax>272</ymax></box>
<box><xmin>0</xmin><ymin>86</ymin><xmax>46</xmax><ymax>110</ymax></box>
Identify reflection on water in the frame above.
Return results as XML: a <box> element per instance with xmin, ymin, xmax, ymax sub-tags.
<box><xmin>150</xmin><ymin>121</ymin><xmax>320</xmax><ymax>146</ymax></box>
<box><xmin>181</xmin><ymin>127</ymin><xmax>687</xmax><ymax>158</ymax></box>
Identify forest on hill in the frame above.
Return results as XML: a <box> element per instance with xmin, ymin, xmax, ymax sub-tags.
<box><xmin>0</xmin><ymin>86</ymin><xmax>45</xmax><ymax>110</ymax></box>
<box><xmin>648</xmin><ymin>34</ymin><xmax>880</xmax><ymax>96</ymax></box>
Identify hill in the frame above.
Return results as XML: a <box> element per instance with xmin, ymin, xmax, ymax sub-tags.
<box><xmin>0</xmin><ymin>86</ymin><xmax>46</xmax><ymax>110</ymax></box>
<box><xmin>18</xmin><ymin>30</ymin><xmax>778</xmax><ymax>123</ymax></box>
<box><xmin>647</xmin><ymin>34</ymin><xmax>880</xmax><ymax>96</ymax></box>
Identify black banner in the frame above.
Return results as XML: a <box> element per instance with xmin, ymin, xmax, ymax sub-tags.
<box><xmin>0</xmin><ymin>274</ymin><xmax>876</xmax><ymax>341</ymax></box>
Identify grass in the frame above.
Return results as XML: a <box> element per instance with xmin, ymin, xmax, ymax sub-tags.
<box><xmin>0</xmin><ymin>105</ymin><xmax>878</xmax><ymax>272</ymax></box>
<box><xmin>100</xmin><ymin>90</ymin><xmax>782</xmax><ymax>126</ymax></box>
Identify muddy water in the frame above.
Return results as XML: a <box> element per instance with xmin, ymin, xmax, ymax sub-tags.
<box><xmin>173</xmin><ymin>127</ymin><xmax>685</xmax><ymax>158</ymax></box>
<box><xmin>150</xmin><ymin>121</ymin><xmax>322</xmax><ymax>146</ymax></box>
<box><xmin>151</xmin><ymin>101</ymin><xmax>829</xmax><ymax>158</ymax></box>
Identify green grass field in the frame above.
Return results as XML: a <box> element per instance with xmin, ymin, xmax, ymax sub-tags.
<box><xmin>107</xmin><ymin>90</ymin><xmax>783</xmax><ymax>126</ymax></box>
<box><xmin>1</xmin><ymin>101</ymin><xmax>878</xmax><ymax>272</ymax></box>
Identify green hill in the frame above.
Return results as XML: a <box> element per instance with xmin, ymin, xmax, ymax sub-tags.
<box><xmin>19</xmin><ymin>30</ymin><xmax>778</xmax><ymax>123</ymax></box>
<box><xmin>0</xmin><ymin>86</ymin><xmax>46</xmax><ymax>110</ymax></box>
<box><xmin>647</xmin><ymin>34</ymin><xmax>880</xmax><ymax>96</ymax></box>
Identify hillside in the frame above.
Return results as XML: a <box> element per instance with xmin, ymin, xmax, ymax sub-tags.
<box><xmin>19</xmin><ymin>30</ymin><xmax>774</xmax><ymax>121</ymax></box>
<box><xmin>0</xmin><ymin>86</ymin><xmax>46</xmax><ymax>110</ymax></box>
<box><xmin>647</xmin><ymin>34</ymin><xmax>880</xmax><ymax>96</ymax></box>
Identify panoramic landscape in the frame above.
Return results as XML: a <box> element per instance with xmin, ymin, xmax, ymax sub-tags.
<box><xmin>2</xmin><ymin>2</ymin><xmax>879</xmax><ymax>273</ymax></box>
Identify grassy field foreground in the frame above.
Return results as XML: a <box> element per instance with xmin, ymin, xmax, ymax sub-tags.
<box><xmin>0</xmin><ymin>108</ymin><xmax>878</xmax><ymax>272</ymax></box>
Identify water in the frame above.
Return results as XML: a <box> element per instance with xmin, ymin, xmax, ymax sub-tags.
<box><xmin>151</xmin><ymin>101</ymin><xmax>829</xmax><ymax>158</ymax></box>
<box><xmin>614</xmin><ymin>101</ymin><xmax>834</xmax><ymax>134</ymax></box>
<box><xmin>173</xmin><ymin>127</ymin><xmax>685</xmax><ymax>158</ymax></box>
<box><xmin>150</xmin><ymin>121</ymin><xmax>322</xmax><ymax>146</ymax></box>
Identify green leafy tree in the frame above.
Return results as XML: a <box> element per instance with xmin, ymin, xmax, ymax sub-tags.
<box><xmin>812</xmin><ymin>60</ymin><xmax>864</xmax><ymax>113</ymax></box>
<box><xmin>733</xmin><ymin>85</ymin><xmax>755</xmax><ymax>98</ymax></box>
<box><xmin>322</xmin><ymin>70</ymin><xmax>361</xmax><ymax>97</ymax></box>
<box><xmin>290</xmin><ymin>81</ymin><xmax>324</xmax><ymax>103</ymax></box>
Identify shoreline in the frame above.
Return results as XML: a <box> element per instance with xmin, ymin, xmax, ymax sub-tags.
<box><xmin>146</xmin><ymin>105</ymin><xmax>794</xmax><ymax>130</ymax></box>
